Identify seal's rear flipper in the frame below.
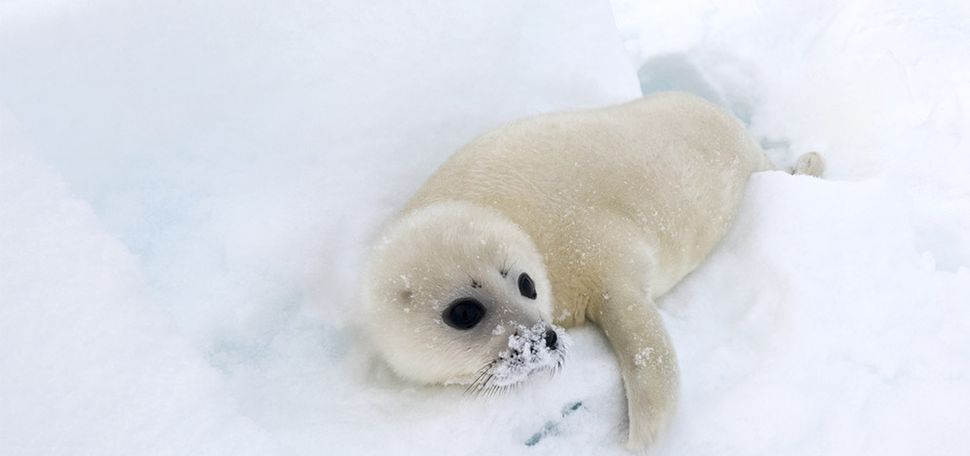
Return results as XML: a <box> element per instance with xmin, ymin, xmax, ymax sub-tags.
<box><xmin>790</xmin><ymin>152</ymin><xmax>825</xmax><ymax>177</ymax></box>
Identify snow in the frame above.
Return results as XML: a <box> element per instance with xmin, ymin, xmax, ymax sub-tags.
<box><xmin>1</xmin><ymin>0</ymin><xmax>968</xmax><ymax>455</ymax></box>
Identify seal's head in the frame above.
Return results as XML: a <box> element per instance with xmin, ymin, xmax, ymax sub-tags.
<box><xmin>362</xmin><ymin>201</ymin><xmax>567</xmax><ymax>393</ymax></box>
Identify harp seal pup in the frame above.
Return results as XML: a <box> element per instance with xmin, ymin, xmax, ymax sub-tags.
<box><xmin>361</xmin><ymin>91</ymin><xmax>822</xmax><ymax>450</ymax></box>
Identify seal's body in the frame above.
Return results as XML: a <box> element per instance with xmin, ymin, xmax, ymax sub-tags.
<box><xmin>362</xmin><ymin>92</ymin><xmax>820</xmax><ymax>449</ymax></box>
<box><xmin>409</xmin><ymin>91</ymin><xmax>771</xmax><ymax>314</ymax></box>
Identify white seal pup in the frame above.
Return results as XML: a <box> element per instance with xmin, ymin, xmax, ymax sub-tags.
<box><xmin>361</xmin><ymin>91</ymin><xmax>822</xmax><ymax>450</ymax></box>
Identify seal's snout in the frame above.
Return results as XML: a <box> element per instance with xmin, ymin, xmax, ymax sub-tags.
<box><xmin>543</xmin><ymin>329</ymin><xmax>558</xmax><ymax>350</ymax></box>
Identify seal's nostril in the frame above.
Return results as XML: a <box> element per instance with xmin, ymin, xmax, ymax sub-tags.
<box><xmin>544</xmin><ymin>329</ymin><xmax>558</xmax><ymax>350</ymax></box>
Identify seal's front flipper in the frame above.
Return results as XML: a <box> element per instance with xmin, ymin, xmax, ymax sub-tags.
<box><xmin>589</xmin><ymin>288</ymin><xmax>679</xmax><ymax>450</ymax></box>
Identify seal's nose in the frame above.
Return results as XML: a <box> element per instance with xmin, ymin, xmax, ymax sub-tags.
<box><xmin>543</xmin><ymin>329</ymin><xmax>558</xmax><ymax>350</ymax></box>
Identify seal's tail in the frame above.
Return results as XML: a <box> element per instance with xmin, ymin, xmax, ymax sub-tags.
<box><xmin>790</xmin><ymin>152</ymin><xmax>824</xmax><ymax>177</ymax></box>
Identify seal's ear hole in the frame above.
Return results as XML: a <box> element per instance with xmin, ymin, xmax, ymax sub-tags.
<box><xmin>518</xmin><ymin>273</ymin><xmax>537</xmax><ymax>300</ymax></box>
<box><xmin>399</xmin><ymin>290</ymin><xmax>414</xmax><ymax>302</ymax></box>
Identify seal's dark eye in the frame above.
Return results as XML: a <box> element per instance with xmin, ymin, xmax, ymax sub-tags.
<box><xmin>443</xmin><ymin>298</ymin><xmax>486</xmax><ymax>330</ymax></box>
<box><xmin>518</xmin><ymin>272</ymin><xmax>537</xmax><ymax>299</ymax></box>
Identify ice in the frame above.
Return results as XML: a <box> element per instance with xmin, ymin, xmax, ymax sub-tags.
<box><xmin>2</xmin><ymin>0</ymin><xmax>969</xmax><ymax>454</ymax></box>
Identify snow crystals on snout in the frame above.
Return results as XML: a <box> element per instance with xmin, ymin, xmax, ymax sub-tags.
<box><xmin>491</xmin><ymin>323</ymin><xmax>567</xmax><ymax>387</ymax></box>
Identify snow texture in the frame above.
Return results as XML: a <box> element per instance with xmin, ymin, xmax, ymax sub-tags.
<box><xmin>1</xmin><ymin>0</ymin><xmax>968</xmax><ymax>455</ymax></box>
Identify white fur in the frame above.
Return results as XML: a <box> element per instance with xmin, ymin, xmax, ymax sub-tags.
<box><xmin>362</xmin><ymin>92</ymin><xmax>818</xmax><ymax>449</ymax></box>
<box><xmin>363</xmin><ymin>201</ymin><xmax>563</xmax><ymax>388</ymax></box>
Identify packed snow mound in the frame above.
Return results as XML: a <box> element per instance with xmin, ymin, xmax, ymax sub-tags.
<box><xmin>1</xmin><ymin>0</ymin><xmax>969</xmax><ymax>455</ymax></box>
<box><xmin>0</xmin><ymin>110</ymin><xmax>278</xmax><ymax>454</ymax></box>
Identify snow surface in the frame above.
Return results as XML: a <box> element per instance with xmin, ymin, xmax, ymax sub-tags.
<box><xmin>1</xmin><ymin>0</ymin><xmax>968</xmax><ymax>455</ymax></box>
